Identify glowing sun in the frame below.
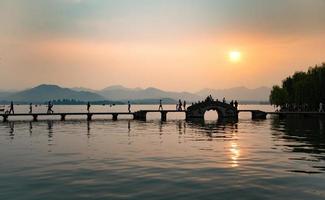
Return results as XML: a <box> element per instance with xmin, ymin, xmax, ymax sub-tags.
<box><xmin>229</xmin><ymin>51</ymin><xmax>241</xmax><ymax>63</ymax></box>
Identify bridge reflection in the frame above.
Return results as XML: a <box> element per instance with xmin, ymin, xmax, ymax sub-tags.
<box><xmin>1</xmin><ymin>119</ymin><xmax>239</xmax><ymax>141</ymax></box>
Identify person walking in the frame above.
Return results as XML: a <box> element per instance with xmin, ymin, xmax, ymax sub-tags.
<box><xmin>222</xmin><ymin>97</ymin><xmax>226</xmax><ymax>103</ymax></box>
<box><xmin>178</xmin><ymin>99</ymin><xmax>183</xmax><ymax>111</ymax></box>
<box><xmin>320</xmin><ymin>102</ymin><xmax>324</xmax><ymax>112</ymax></box>
<box><xmin>183</xmin><ymin>100</ymin><xmax>186</xmax><ymax>111</ymax></box>
<box><xmin>158</xmin><ymin>99</ymin><xmax>163</xmax><ymax>111</ymax></box>
<box><xmin>128</xmin><ymin>101</ymin><xmax>131</xmax><ymax>113</ymax></box>
<box><xmin>87</xmin><ymin>102</ymin><xmax>91</xmax><ymax>113</ymax></box>
<box><xmin>29</xmin><ymin>103</ymin><xmax>33</xmax><ymax>114</ymax></box>
<box><xmin>234</xmin><ymin>100</ymin><xmax>238</xmax><ymax>109</ymax></box>
<box><xmin>47</xmin><ymin>101</ymin><xmax>53</xmax><ymax>114</ymax></box>
<box><xmin>9</xmin><ymin>101</ymin><xmax>14</xmax><ymax>114</ymax></box>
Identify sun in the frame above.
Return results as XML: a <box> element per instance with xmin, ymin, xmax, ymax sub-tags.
<box><xmin>229</xmin><ymin>51</ymin><xmax>241</xmax><ymax>63</ymax></box>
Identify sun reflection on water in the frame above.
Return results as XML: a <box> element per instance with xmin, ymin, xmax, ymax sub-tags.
<box><xmin>230</xmin><ymin>142</ymin><xmax>240</xmax><ymax>167</ymax></box>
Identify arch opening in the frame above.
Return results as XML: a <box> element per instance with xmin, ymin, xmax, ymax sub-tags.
<box><xmin>204</xmin><ymin>109</ymin><xmax>220</xmax><ymax>121</ymax></box>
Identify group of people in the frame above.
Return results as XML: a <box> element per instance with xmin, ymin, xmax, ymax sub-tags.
<box><xmin>279</xmin><ymin>102</ymin><xmax>325</xmax><ymax>112</ymax></box>
<box><xmin>176</xmin><ymin>99</ymin><xmax>186</xmax><ymax>111</ymax></box>
<box><xmin>229</xmin><ymin>100</ymin><xmax>239</xmax><ymax>109</ymax></box>
<box><xmin>196</xmin><ymin>95</ymin><xmax>239</xmax><ymax>109</ymax></box>
<box><xmin>4</xmin><ymin>101</ymin><xmax>55</xmax><ymax>114</ymax></box>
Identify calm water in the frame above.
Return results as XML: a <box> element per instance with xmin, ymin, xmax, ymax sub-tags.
<box><xmin>0</xmin><ymin>105</ymin><xmax>325</xmax><ymax>200</ymax></box>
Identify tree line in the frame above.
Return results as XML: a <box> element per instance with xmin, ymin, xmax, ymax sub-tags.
<box><xmin>51</xmin><ymin>99</ymin><xmax>122</xmax><ymax>105</ymax></box>
<box><xmin>270</xmin><ymin>63</ymin><xmax>325</xmax><ymax>111</ymax></box>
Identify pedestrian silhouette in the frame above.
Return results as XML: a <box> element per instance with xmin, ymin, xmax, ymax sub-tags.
<box><xmin>183</xmin><ymin>101</ymin><xmax>186</xmax><ymax>111</ymax></box>
<box><xmin>234</xmin><ymin>100</ymin><xmax>238</xmax><ymax>109</ymax></box>
<box><xmin>87</xmin><ymin>102</ymin><xmax>91</xmax><ymax>113</ymax></box>
<box><xmin>47</xmin><ymin>101</ymin><xmax>54</xmax><ymax>114</ymax></box>
<box><xmin>158</xmin><ymin>100</ymin><xmax>163</xmax><ymax>111</ymax></box>
<box><xmin>178</xmin><ymin>99</ymin><xmax>183</xmax><ymax>111</ymax></box>
<box><xmin>9</xmin><ymin>101</ymin><xmax>14</xmax><ymax>114</ymax></box>
<box><xmin>128</xmin><ymin>101</ymin><xmax>131</xmax><ymax>113</ymax></box>
<box><xmin>222</xmin><ymin>97</ymin><xmax>226</xmax><ymax>103</ymax></box>
<box><xmin>29</xmin><ymin>103</ymin><xmax>33</xmax><ymax>114</ymax></box>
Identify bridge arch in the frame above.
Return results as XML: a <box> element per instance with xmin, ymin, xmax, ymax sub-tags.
<box><xmin>204</xmin><ymin>110</ymin><xmax>220</xmax><ymax>120</ymax></box>
<box><xmin>186</xmin><ymin>100</ymin><xmax>238</xmax><ymax>120</ymax></box>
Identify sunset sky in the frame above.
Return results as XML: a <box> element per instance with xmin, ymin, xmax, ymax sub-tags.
<box><xmin>0</xmin><ymin>0</ymin><xmax>324</xmax><ymax>91</ymax></box>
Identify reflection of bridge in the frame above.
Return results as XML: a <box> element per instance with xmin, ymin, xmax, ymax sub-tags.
<box><xmin>1</xmin><ymin>101</ymin><xmax>325</xmax><ymax>122</ymax></box>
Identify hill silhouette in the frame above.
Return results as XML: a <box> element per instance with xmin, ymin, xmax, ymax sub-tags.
<box><xmin>98</xmin><ymin>86</ymin><xmax>200</xmax><ymax>101</ymax></box>
<box><xmin>0</xmin><ymin>84</ymin><xmax>271</xmax><ymax>103</ymax></box>
<box><xmin>5</xmin><ymin>84</ymin><xmax>105</xmax><ymax>103</ymax></box>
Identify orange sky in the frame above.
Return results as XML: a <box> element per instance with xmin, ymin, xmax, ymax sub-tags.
<box><xmin>0</xmin><ymin>0</ymin><xmax>324</xmax><ymax>91</ymax></box>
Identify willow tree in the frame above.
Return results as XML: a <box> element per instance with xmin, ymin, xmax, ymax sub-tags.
<box><xmin>269</xmin><ymin>63</ymin><xmax>325</xmax><ymax>110</ymax></box>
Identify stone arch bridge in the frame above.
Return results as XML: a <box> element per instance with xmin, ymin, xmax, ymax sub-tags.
<box><xmin>186</xmin><ymin>100</ymin><xmax>238</xmax><ymax>120</ymax></box>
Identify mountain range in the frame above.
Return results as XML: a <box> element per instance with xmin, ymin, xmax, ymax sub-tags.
<box><xmin>0</xmin><ymin>84</ymin><xmax>271</xmax><ymax>104</ymax></box>
<box><xmin>1</xmin><ymin>85</ymin><xmax>105</xmax><ymax>103</ymax></box>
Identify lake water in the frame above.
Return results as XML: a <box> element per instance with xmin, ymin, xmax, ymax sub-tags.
<box><xmin>0</xmin><ymin>105</ymin><xmax>325</xmax><ymax>200</ymax></box>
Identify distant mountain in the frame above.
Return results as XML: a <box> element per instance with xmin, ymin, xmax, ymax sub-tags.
<box><xmin>196</xmin><ymin>87</ymin><xmax>271</xmax><ymax>102</ymax></box>
<box><xmin>71</xmin><ymin>87</ymin><xmax>97</xmax><ymax>93</ymax></box>
<box><xmin>98</xmin><ymin>86</ymin><xmax>201</xmax><ymax>102</ymax></box>
<box><xmin>101</xmin><ymin>85</ymin><xmax>142</xmax><ymax>92</ymax></box>
<box><xmin>0</xmin><ymin>84</ymin><xmax>271</xmax><ymax>104</ymax></box>
<box><xmin>0</xmin><ymin>91</ymin><xmax>12</xmax><ymax>100</ymax></box>
<box><xmin>5</xmin><ymin>84</ymin><xmax>106</xmax><ymax>103</ymax></box>
<box><xmin>0</xmin><ymin>89</ymin><xmax>16</xmax><ymax>100</ymax></box>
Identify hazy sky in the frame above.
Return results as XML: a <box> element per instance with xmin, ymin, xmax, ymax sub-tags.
<box><xmin>0</xmin><ymin>0</ymin><xmax>324</xmax><ymax>91</ymax></box>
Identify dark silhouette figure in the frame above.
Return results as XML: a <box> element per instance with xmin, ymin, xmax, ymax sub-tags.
<box><xmin>158</xmin><ymin>100</ymin><xmax>163</xmax><ymax>111</ymax></box>
<box><xmin>9</xmin><ymin>101</ymin><xmax>14</xmax><ymax>114</ymax></box>
<box><xmin>47</xmin><ymin>101</ymin><xmax>54</xmax><ymax>114</ymax></box>
<box><xmin>29</xmin><ymin>103</ymin><xmax>33</xmax><ymax>114</ymax></box>
<box><xmin>128</xmin><ymin>101</ymin><xmax>131</xmax><ymax>113</ymax></box>
<box><xmin>222</xmin><ymin>97</ymin><xmax>226</xmax><ymax>103</ymax></box>
<box><xmin>230</xmin><ymin>100</ymin><xmax>234</xmax><ymax>107</ymax></box>
<box><xmin>87</xmin><ymin>102</ymin><xmax>91</xmax><ymax>113</ymax></box>
<box><xmin>183</xmin><ymin>101</ymin><xmax>187</xmax><ymax>111</ymax></box>
<box><xmin>205</xmin><ymin>95</ymin><xmax>213</xmax><ymax>102</ymax></box>
<box><xmin>178</xmin><ymin>99</ymin><xmax>183</xmax><ymax>111</ymax></box>
<box><xmin>234</xmin><ymin>100</ymin><xmax>238</xmax><ymax>109</ymax></box>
